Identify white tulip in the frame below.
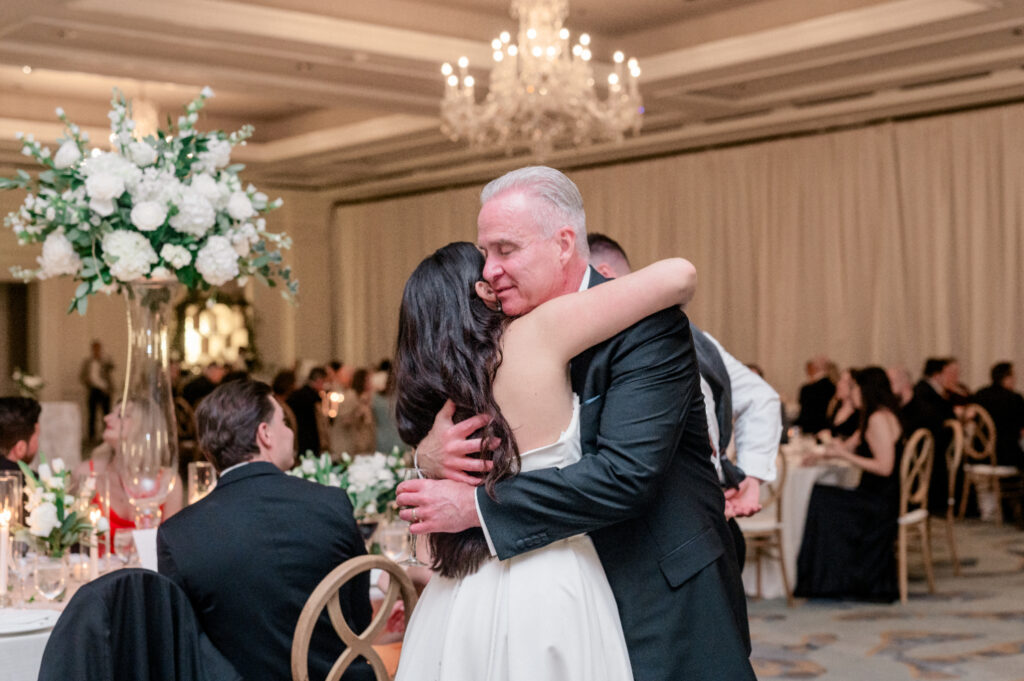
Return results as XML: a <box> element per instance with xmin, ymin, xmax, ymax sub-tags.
<box><xmin>53</xmin><ymin>140</ymin><xmax>82</xmax><ymax>169</ymax></box>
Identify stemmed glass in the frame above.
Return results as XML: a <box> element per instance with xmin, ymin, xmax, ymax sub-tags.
<box><xmin>399</xmin><ymin>468</ymin><xmax>426</xmax><ymax>567</ymax></box>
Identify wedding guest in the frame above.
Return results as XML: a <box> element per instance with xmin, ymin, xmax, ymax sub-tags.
<box><xmin>795</xmin><ymin>356</ymin><xmax>836</xmax><ymax>435</ymax></box>
<box><xmin>271</xmin><ymin>370</ymin><xmax>299</xmax><ymax>439</ymax></box>
<box><xmin>795</xmin><ymin>367</ymin><xmax>903</xmax><ymax>602</ymax></box>
<box><xmin>73</xmin><ymin>406</ymin><xmax>183</xmax><ymax>548</ymax></box>
<box><xmin>333</xmin><ymin>368</ymin><xmax>376</xmax><ymax>456</ymax></box>
<box><xmin>157</xmin><ymin>379</ymin><xmax>372</xmax><ymax>681</ymax></box>
<box><xmin>824</xmin><ymin>369</ymin><xmax>858</xmax><ymax>440</ymax></box>
<box><xmin>973</xmin><ymin>362</ymin><xmax>1024</xmax><ymax>469</ymax></box>
<box><xmin>904</xmin><ymin>357</ymin><xmax>958</xmax><ymax>514</ymax></box>
<box><xmin>886</xmin><ymin>366</ymin><xmax>914</xmax><ymax>408</ymax></box>
<box><xmin>287</xmin><ymin>366</ymin><xmax>329</xmax><ymax>456</ymax></box>
<box><xmin>79</xmin><ymin>340</ymin><xmax>114</xmax><ymax>442</ymax></box>
<box><xmin>0</xmin><ymin>396</ymin><xmax>41</xmax><ymax>477</ymax></box>
<box><xmin>182</xmin><ymin>363</ymin><xmax>226</xmax><ymax>407</ymax></box>
<box><xmin>371</xmin><ymin>361</ymin><xmax>404</xmax><ymax>454</ymax></box>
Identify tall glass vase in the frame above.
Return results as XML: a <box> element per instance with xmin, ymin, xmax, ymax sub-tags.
<box><xmin>119</xmin><ymin>279</ymin><xmax>179</xmax><ymax>529</ymax></box>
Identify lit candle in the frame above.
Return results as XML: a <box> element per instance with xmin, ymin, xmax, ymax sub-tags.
<box><xmin>89</xmin><ymin>509</ymin><xmax>101</xmax><ymax>580</ymax></box>
<box><xmin>0</xmin><ymin>509</ymin><xmax>10</xmax><ymax>604</ymax></box>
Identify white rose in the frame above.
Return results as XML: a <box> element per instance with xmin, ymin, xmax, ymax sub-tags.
<box><xmin>130</xmin><ymin>201</ymin><xmax>167</xmax><ymax>231</ymax></box>
<box><xmin>53</xmin><ymin>140</ymin><xmax>82</xmax><ymax>169</ymax></box>
<box><xmin>28</xmin><ymin>502</ymin><xmax>60</xmax><ymax>537</ymax></box>
<box><xmin>89</xmin><ymin>197</ymin><xmax>116</xmax><ymax>217</ymax></box>
<box><xmin>160</xmin><ymin>244</ymin><xmax>192</xmax><ymax>269</ymax></box>
<box><xmin>37</xmin><ymin>230</ymin><xmax>82</xmax><ymax>279</ymax></box>
<box><xmin>227</xmin><ymin>192</ymin><xmax>254</xmax><ymax>221</ymax></box>
<box><xmin>85</xmin><ymin>172</ymin><xmax>126</xmax><ymax>202</ymax></box>
<box><xmin>194</xmin><ymin>235</ymin><xmax>239</xmax><ymax>286</ymax></box>
<box><xmin>127</xmin><ymin>141</ymin><xmax>158</xmax><ymax>167</ymax></box>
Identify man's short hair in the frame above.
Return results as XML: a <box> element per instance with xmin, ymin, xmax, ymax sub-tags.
<box><xmin>991</xmin><ymin>362</ymin><xmax>1014</xmax><ymax>384</ymax></box>
<box><xmin>0</xmin><ymin>397</ymin><xmax>41</xmax><ymax>457</ymax></box>
<box><xmin>587</xmin><ymin>233</ymin><xmax>630</xmax><ymax>267</ymax></box>
<box><xmin>196</xmin><ymin>380</ymin><xmax>275</xmax><ymax>471</ymax></box>
<box><xmin>307</xmin><ymin>367</ymin><xmax>328</xmax><ymax>383</ymax></box>
<box><xmin>481</xmin><ymin>166</ymin><xmax>589</xmax><ymax>256</ymax></box>
<box><xmin>922</xmin><ymin>357</ymin><xmax>952</xmax><ymax>378</ymax></box>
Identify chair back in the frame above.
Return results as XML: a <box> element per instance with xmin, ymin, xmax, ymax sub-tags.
<box><xmin>292</xmin><ymin>554</ymin><xmax>418</xmax><ymax>681</ymax></box>
<box><xmin>900</xmin><ymin>428</ymin><xmax>934</xmax><ymax>517</ymax></box>
<box><xmin>961</xmin><ymin>404</ymin><xmax>997</xmax><ymax>465</ymax></box>
<box><xmin>943</xmin><ymin>418</ymin><xmax>964</xmax><ymax>504</ymax></box>
<box><xmin>756</xmin><ymin>449</ymin><xmax>787</xmax><ymax>523</ymax></box>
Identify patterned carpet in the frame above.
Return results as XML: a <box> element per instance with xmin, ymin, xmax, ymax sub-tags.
<box><xmin>748</xmin><ymin>520</ymin><xmax>1024</xmax><ymax>680</ymax></box>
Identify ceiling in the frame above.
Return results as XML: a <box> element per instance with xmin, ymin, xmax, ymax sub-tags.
<box><xmin>1</xmin><ymin>0</ymin><xmax>1023</xmax><ymax>201</ymax></box>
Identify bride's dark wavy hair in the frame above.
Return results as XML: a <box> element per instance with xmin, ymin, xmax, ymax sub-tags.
<box><xmin>394</xmin><ymin>241</ymin><xmax>519</xmax><ymax>578</ymax></box>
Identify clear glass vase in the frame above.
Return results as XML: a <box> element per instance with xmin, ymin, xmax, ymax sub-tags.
<box><xmin>119</xmin><ymin>279</ymin><xmax>180</xmax><ymax>529</ymax></box>
<box><xmin>34</xmin><ymin>554</ymin><xmax>69</xmax><ymax>601</ymax></box>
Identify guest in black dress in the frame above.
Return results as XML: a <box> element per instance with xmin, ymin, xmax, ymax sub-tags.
<box><xmin>823</xmin><ymin>369</ymin><xmax>859</xmax><ymax>441</ymax></box>
<box><xmin>795</xmin><ymin>367</ymin><xmax>904</xmax><ymax>602</ymax></box>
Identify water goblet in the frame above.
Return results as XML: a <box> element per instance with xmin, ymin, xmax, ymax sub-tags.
<box><xmin>399</xmin><ymin>468</ymin><xmax>426</xmax><ymax>567</ymax></box>
<box><xmin>187</xmin><ymin>461</ymin><xmax>217</xmax><ymax>504</ymax></box>
<box><xmin>378</xmin><ymin>521</ymin><xmax>409</xmax><ymax>563</ymax></box>
<box><xmin>113</xmin><ymin>532</ymin><xmax>137</xmax><ymax>566</ymax></box>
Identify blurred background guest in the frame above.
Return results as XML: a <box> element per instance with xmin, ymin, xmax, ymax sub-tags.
<box><xmin>371</xmin><ymin>360</ymin><xmax>403</xmax><ymax>454</ymax></box>
<box><xmin>824</xmin><ymin>369</ymin><xmax>858</xmax><ymax>440</ymax></box>
<box><xmin>972</xmin><ymin>362</ymin><xmax>1024</xmax><ymax>469</ymax></box>
<box><xmin>886</xmin><ymin>366</ymin><xmax>914</xmax><ymax>408</ymax></box>
<box><xmin>904</xmin><ymin>357</ymin><xmax>958</xmax><ymax>514</ymax></box>
<box><xmin>79</xmin><ymin>340</ymin><xmax>114</xmax><ymax>443</ymax></box>
<box><xmin>795</xmin><ymin>356</ymin><xmax>836</xmax><ymax>435</ymax></box>
<box><xmin>795</xmin><ymin>367</ymin><xmax>903</xmax><ymax>602</ymax></box>
<box><xmin>287</xmin><ymin>366</ymin><xmax>329</xmax><ymax>457</ymax></box>
<box><xmin>332</xmin><ymin>368</ymin><xmax>375</xmax><ymax>456</ymax></box>
<box><xmin>0</xmin><ymin>396</ymin><xmax>41</xmax><ymax>477</ymax></box>
<box><xmin>182</xmin><ymin>363</ymin><xmax>226</xmax><ymax>407</ymax></box>
<box><xmin>271</xmin><ymin>369</ymin><xmax>299</xmax><ymax>439</ymax></box>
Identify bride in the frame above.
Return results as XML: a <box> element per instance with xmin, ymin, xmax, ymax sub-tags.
<box><xmin>391</xmin><ymin>241</ymin><xmax>696</xmax><ymax>681</ymax></box>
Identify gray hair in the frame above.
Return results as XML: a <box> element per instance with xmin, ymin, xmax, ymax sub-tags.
<box><xmin>480</xmin><ymin>166</ymin><xmax>589</xmax><ymax>256</ymax></box>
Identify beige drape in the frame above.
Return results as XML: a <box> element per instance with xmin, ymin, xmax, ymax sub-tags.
<box><xmin>331</xmin><ymin>102</ymin><xmax>1024</xmax><ymax>399</ymax></box>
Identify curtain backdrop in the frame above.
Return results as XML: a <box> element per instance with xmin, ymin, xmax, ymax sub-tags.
<box><xmin>332</xmin><ymin>102</ymin><xmax>1024</xmax><ymax>400</ymax></box>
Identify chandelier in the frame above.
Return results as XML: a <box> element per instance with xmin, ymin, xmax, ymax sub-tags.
<box><xmin>440</xmin><ymin>0</ymin><xmax>643</xmax><ymax>158</ymax></box>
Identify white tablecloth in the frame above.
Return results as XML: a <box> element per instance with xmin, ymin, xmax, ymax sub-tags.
<box><xmin>0</xmin><ymin>627</ymin><xmax>51</xmax><ymax>681</ymax></box>
<box><xmin>739</xmin><ymin>445</ymin><xmax>861</xmax><ymax>599</ymax></box>
<box><xmin>38</xmin><ymin>402</ymin><xmax>82</xmax><ymax>470</ymax></box>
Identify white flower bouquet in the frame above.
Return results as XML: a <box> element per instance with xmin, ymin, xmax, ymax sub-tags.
<box><xmin>16</xmin><ymin>457</ymin><xmax>108</xmax><ymax>558</ymax></box>
<box><xmin>1</xmin><ymin>88</ymin><xmax>297</xmax><ymax>314</ymax></box>
<box><xmin>11</xmin><ymin>368</ymin><xmax>44</xmax><ymax>399</ymax></box>
<box><xmin>289</xmin><ymin>448</ymin><xmax>407</xmax><ymax>520</ymax></box>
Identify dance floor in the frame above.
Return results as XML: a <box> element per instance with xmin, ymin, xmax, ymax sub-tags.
<box><xmin>749</xmin><ymin>520</ymin><xmax>1024</xmax><ymax>680</ymax></box>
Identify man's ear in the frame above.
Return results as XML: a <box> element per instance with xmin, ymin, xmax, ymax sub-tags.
<box><xmin>255</xmin><ymin>421</ymin><xmax>272</xmax><ymax>453</ymax></box>
<box><xmin>555</xmin><ymin>226</ymin><xmax>576</xmax><ymax>265</ymax></box>
<box><xmin>475</xmin><ymin>281</ymin><xmax>501</xmax><ymax>311</ymax></box>
<box><xmin>594</xmin><ymin>263</ymin><xmax>617</xmax><ymax>279</ymax></box>
<box><xmin>9</xmin><ymin>440</ymin><xmax>27</xmax><ymax>462</ymax></box>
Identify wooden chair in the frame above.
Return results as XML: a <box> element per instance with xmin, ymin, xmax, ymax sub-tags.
<box><xmin>739</xmin><ymin>450</ymin><xmax>794</xmax><ymax>607</ymax></box>
<box><xmin>937</xmin><ymin>418</ymin><xmax>964</xmax><ymax>576</ymax></box>
<box><xmin>292</xmin><ymin>555</ymin><xmax>418</xmax><ymax>681</ymax></box>
<box><xmin>958</xmin><ymin>403</ymin><xmax>1023</xmax><ymax>526</ymax></box>
<box><xmin>897</xmin><ymin>428</ymin><xmax>936</xmax><ymax>604</ymax></box>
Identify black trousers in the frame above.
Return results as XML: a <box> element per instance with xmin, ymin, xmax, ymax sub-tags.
<box><xmin>728</xmin><ymin>516</ymin><xmax>746</xmax><ymax>571</ymax></box>
<box><xmin>87</xmin><ymin>387</ymin><xmax>110</xmax><ymax>440</ymax></box>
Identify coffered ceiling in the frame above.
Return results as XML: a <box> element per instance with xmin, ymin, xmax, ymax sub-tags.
<box><xmin>1</xmin><ymin>0</ymin><xmax>1023</xmax><ymax>201</ymax></box>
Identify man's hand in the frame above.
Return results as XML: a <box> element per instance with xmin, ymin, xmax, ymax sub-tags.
<box><xmin>415</xmin><ymin>400</ymin><xmax>495</xmax><ymax>484</ymax></box>
<box><xmin>723</xmin><ymin>477</ymin><xmax>762</xmax><ymax>519</ymax></box>
<box><xmin>396</xmin><ymin>478</ymin><xmax>481</xmax><ymax>535</ymax></box>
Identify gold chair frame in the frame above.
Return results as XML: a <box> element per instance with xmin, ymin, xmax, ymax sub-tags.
<box><xmin>898</xmin><ymin>428</ymin><xmax>936</xmax><ymax>604</ymax></box>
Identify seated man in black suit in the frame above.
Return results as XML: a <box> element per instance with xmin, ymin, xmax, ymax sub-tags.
<box><xmin>973</xmin><ymin>362</ymin><xmax>1024</xmax><ymax>469</ymax></box>
<box><xmin>0</xmin><ymin>396</ymin><xmax>41</xmax><ymax>478</ymax></box>
<box><xmin>158</xmin><ymin>379</ymin><xmax>373</xmax><ymax>681</ymax></box>
<box><xmin>794</xmin><ymin>356</ymin><xmax>836</xmax><ymax>435</ymax></box>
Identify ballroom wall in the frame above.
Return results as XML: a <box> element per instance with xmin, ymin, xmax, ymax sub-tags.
<box><xmin>331</xmin><ymin>101</ymin><xmax>1024</xmax><ymax>400</ymax></box>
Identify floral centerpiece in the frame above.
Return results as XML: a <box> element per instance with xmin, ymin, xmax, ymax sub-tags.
<box><xmin>289</xmin><ymin>449</ymin><xmax>407</xmax><ymax>520</ymax></box>
<box><xmin>0</xmin><ymin>87</ymin><xmax>297</xmax><ymax>313</ymax></box>
<box><xmin>16</xmin><ymin>457</ymin><xmax>108</xmax><ymax>558</ymax></box>
<box><xmin>11</xmin><ymin>368</ymin><xmax>44</xmax><ymax>400</ymax></box>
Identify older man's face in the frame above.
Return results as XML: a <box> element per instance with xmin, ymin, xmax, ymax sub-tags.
<box><xmin>477</xmin><ymin>191</ymin><xmax>571</xmax><ymax>317</ymax></box>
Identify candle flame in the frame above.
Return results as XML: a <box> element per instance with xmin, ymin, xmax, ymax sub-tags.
<box><xmin>0</xmin><ymin>509</ymin><xmax>10</xmax><ymax>525</ymax></box>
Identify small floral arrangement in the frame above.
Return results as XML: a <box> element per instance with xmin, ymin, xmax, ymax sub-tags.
<box><xmin>16</xmin><ymin>457</ymin><xmax>108</xmax><ymax>558</ymax></box>
<box><xmin>11</xmin><ymin>368</ymin><xmax>44</xmax><ymax>399</ymax></box>
<box><xmin>289</xmin><ymin>448</ymin><xmax>407</xmax><ymax>520</ymax></box>
<box><xmin>1</xmin><ymin>87</ymin><xmax>297</xmax><ymax>314</ymax></box>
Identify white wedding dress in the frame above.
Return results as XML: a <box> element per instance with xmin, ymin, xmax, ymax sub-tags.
<box><xmin>394</xmin><ymin>397</ymin><xmax>634</xmax><ymax>681</ymax></box>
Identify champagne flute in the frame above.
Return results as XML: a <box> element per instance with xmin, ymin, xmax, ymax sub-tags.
<box><xmin>399</xmin><ymin>468</ymin><xmax>426</xmax><ymax>567</ymax></box>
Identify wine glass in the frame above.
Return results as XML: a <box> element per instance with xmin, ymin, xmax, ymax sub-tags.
<box><xmin>399</xmin><ymin>468</ymin><xmax>426</xmax><ymax>567</ymax></box>
<box><xmin>113</xmin><ymin>532</ymin><xmax>137</xmax><ymax>566</ymax></box>
<box><xmin>377</xmin><ymin>522</ymin><xmax>409</xmax><ymax>562</ymax></box>
<box><xmin>10</xmin><ymin>539</ymin><xmax>32</xmax><ymax>604</ymax></box>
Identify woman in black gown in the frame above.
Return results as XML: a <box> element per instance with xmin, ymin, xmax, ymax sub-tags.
<box><xmin>823</xmin><ymin>369</ymin><xmax>858</xmax><ymax>440</ymax></box>
<box><xmin>795</xmin><ymin>367</ymin><xmax>904</xmax><ymax>602</ymax></box>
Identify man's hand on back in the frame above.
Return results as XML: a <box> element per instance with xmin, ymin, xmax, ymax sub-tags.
<box><xmin>415</xmin><ymin>399</ymin><xmax>495</xmax><ymax>484</ymax></box>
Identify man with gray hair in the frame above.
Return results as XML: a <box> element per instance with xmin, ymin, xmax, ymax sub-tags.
<box><xmin>398</xmin><ymin>166</ymin><xmax>754</xmax><ymax>681</ymax></box>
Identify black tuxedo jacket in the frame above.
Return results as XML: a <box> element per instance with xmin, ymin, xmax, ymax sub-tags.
<box><xmin>476</xmin><ymin>269</ymin><xmax>754</xmax><ymax>681</ymax></box>
<box><xmin>972</xmin><ymin>384</ymin><xmax>1024</xmax><ymax>467</ymax></box>
<box><xmin>157</xmin><ymin>462</ymin><xmax>373</xmax><ymax>681</ymax></box>
<box><xmin>795</xmin><ymin>376</ymin><xmax>836</xmax><ymax>434</ymax></box>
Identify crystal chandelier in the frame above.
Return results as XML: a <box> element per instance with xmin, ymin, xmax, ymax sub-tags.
<box><xmin>440</xmin><ymin>0</ymin><xmax>643</xmax><ymax>158</ymax></box>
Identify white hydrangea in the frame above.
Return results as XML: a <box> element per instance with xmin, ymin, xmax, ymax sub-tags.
<box><xmin>194</xmin><ymin>235</ymin><xmax>239</xmax><ymax>285</ymax></box>
<box><xmin>130</xmin><ymin>201</ymin><xmax>168</xmax><ymax>231</ymax></box>
<box><xmin>226</xmin><ymin>192</ymin><xmax>254</xmax><ymax>221</ymax></box>
<box><xmin>102</xmin><ymin>230</ymin><xmax>158</xmax><ymax>282</ymax></box>
<box><xmin>81</xmin><ymin>150</ymin><xmax>141</xmax><ymax>185</ymax></box>
<box><xmin>127</xmin><ymin>140</ymin><xmax>158</xmax><ymax>167</ymax></box>
<box><xmin>130</xmin><ymin>167</ymin><xmax>181</xmax><ymax>205</ymax></box>
<box><xmin>53</xmin><ymin>140</ymin><xmax>82</xmax><ymax>169</ymax></box>
<box><xmin>189</xmin><ymin>173</ymin><xmax>225</xmax><ymax>207</ymax></box>
<box><xmin>160</xmin><ymin>244</ymin><xmax>192</xmax><ymax>268</ymax></box>
<box><xmin>169</xmin><ymin>187</ymin><xmax>216</xmax><ymax>237</ymax></box>
<box><xmin>37</xmin><ymin>230</ymin><xmax>82</xmax><ymax>279</ymax></box>
<box><xmin>195</xmin><ymin>138</ymin><xmax>231</xmax><ymax>173</ymax></box>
